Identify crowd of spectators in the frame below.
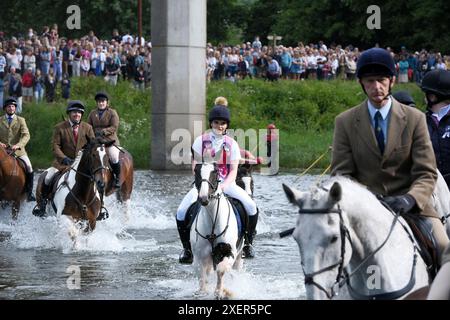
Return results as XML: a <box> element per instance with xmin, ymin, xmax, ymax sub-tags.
<box><xmin>1</xmin><ymin>26</ymin><xmax>449</xmax><ymax>113</ymax></box>
<box><xmin>206</xmin><ymin>37</ymin><xmax>450</xmax><ymax>83</ymax></box>
<box><xmin>0</xmin><ymin>25</ymin><xmax>152</xmax><ymax>112</ymax></box>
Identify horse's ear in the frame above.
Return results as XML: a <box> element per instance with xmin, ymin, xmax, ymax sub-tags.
<box><xmin>283</xmin><ymin>184</ymin><xmax>302</xmax><ymax>207</ymax></box>
<box><xmin>329</xmin><ymin>182</ymin><xmax>342</xmax><ymax>203</ymax></box>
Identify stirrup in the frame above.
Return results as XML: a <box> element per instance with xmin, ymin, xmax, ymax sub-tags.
<box><xmin>179</xmin><ymin>249</ymin><xmax>193</xmax><ymax>264</ymax></box>
<box><xmin>96</xmin><ymin>206</ymin><xmax>109</xmax><ymax>221</ymax></box>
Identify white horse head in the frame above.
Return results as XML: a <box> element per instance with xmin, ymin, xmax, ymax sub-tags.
<box><xmin>191</xmin><ymin>162</ymin><xmax>243</xmax><ymax>299</ymax></box>
<box><xmin>283</xmin><ymin>176</ymin><xmax>429</xmax><ymax>300</ymax></box>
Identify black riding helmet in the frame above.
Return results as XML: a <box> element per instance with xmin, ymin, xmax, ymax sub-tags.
<box><xmin>66</xmin><ymin>100</ymin><xmax>86</xmax><ymax>114</ymax></box>
<box><xmin>95</xmin><ymin>91</ymin><xmax>109</xmax><ymax>101</ymax></box>
<box><xmin>208</xmin><ymin>104</ymin><xmax>230</xmax><ymax>126</ymax></box>
<box><xmin>420</xmin><ymin>70</ymin><xmax>450</xmax><ymax>107</ymax></box>
<box><xmin>392</xmin><ymin>91</ymin><xmax>416</xmax><ymax>107</ymax></box>
<box><xmin>356</xmin><ymin>48</ymin><xmax>396</xmax><ymax>79</ymax></box>
<box><xmin>3</xmin><ymin>97</ymin><xmax>18</xmax><ymax>109</ymax></box>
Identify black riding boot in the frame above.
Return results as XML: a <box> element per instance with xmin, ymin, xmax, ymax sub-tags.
<box><xmin>111</xmin><ymin>162</ymin><xmax>121</xmax><ymax>188</ymax></box>
<box><xmin>243</xmin><ymin>209</ymin><xmax>259</xmax><ymax>258</ymax></box>
<box><xmin>32</xmin><ymin>183</ymin><xmax>50</xmax><ymax>217</ymax></box>
<box><xmin>176</xmin><ymin>219</ymin><xmax>193</xmax><ymax>264</ymax></box>
<box><xmin>25</xmin><ymin>171</ymin><xmax>36</xmax><ymax>202</ymax></box>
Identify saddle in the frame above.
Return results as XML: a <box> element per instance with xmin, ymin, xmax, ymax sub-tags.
<box><xmin>44</xmin><ymin>168</ymin><xmax>71</xmax><ymax>202</ymax></box>
<box><xmin>16</xmin><ymin>157</ymin><xmax>28</xmax><ymax>174</ymax></box>
<box><xmin>401</xmin><ymin>212</ymin><xmax>440</xmax><ymax>280</ymax></box>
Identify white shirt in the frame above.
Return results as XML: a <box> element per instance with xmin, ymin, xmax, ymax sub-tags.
<box><xmin>192</xmin><ymin>131</ymin><xmax>241</xmax><ymax>163</ymax></box>
<box><xmin>432</xmin><ymin>104</ymin><xmax>450</xmax><ymax>122</ymax></box>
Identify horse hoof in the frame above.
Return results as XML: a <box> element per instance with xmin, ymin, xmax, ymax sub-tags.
<box><xmin>194</xmin><ymin>290</ymin><xmax>208</xmax><ymax>298</ymax></box>
<box><xmin>32</xmin><ymin>208</ymin><xmax>46</xmax><ymax>218</ymax></box>
<box><xmin>214</xmin><ymin>292</ymin><xmax>231</xmax><ymax>300</ymax></box>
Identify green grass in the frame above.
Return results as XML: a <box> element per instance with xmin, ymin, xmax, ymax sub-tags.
<box><xmin>20</xmin><ymin>77</ymin><xmax>426</xmax><ymax>169</ymax></box>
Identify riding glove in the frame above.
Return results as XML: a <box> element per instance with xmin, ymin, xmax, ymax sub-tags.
<box><xmin>383</xmin><ymin>194</ymin><xmax>416</xmax><ymax>214</ymax></box>
<box><xmin>62</xmin><ymin>157</ymin><xmax>74</xmax><ymax>166</ymax></box>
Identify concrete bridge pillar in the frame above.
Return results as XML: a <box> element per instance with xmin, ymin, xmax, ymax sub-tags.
<box><xmin>151</xmin><ymin>0</ymin><xmax>206</xmax><ymax>170</ymax></box>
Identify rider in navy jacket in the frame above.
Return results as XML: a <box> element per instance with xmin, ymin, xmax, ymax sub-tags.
<box><xmin>421</xmin><ymin>69</ymin><xmax>450</xmax><ymax>188</ymax></box>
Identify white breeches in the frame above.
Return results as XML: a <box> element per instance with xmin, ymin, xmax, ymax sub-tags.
<box><xmin>176</xmin><ymin>182</ymin><xmax>257</xmax><ymax>221</ymax></box>
<box><xmin>18</xmin><ymin>155</ymin><xmax>33</xmax><ymax>172</ymax></box>
<box><xmin>44</xmin><ymin>167</ymin><xmax>59</xmax><ymax>184</ymax></box>
<box><xmin>107</xmin><ymin>145</ymin><xmax>120</xmax><ymax>164</ymax></box>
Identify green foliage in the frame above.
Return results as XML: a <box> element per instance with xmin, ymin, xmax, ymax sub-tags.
<box><xmin>1</xmin><ymin>1</ymin><xmax>448</xmax><ymax>52</ymax></box>
<box><xmin>0</xmin><ymin>0</ymin><xmax>151</xmax><ymax>39</ymax></box>
<box><xmin>269</xmin><ymin>0</ymin><xmax>450</xmax><ymax>52</ymax></box>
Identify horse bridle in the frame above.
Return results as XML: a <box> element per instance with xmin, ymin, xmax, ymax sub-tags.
<box><xmin>289</xmin><ymin>202</ymin><xmax>419</xmax><ymax>300</ymax></box>
<box><xmin>62</xmin><ymin>145</ymin><xmax>109</xmax><ymax>218</ymax></box>
<box><xmin>194</xmin><ymin>165</ymin><xmax>233</xmax><ymax>269</ymax></box>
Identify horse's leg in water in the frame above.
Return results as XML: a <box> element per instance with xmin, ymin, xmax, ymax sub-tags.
<box><xmin>232</xmin><ymin>247</ymin><xmax>243</xmax><ymax>271</ymax></box>
<box><xmin>11</xmin><ymin>201</ymin><xmax>20</xmax><ymax>220</ymax></box>
<box><xmin>215</xmin><ymin>257</ymin><xmax>234</xmax><ymax>299</ymax></box>
<box><xmin>198</xmin><ymin>258</ymin><xmax>210</xmax><ymax>294</ymax></box>
<box><xmin>117</xmin><ymin>183</ymin><xmax>132</xmax><ymax>222</ymax></box>
<box><xmin>60</xmin><ymin>215</ymin><xmax>81</xmax><ymax>249</ymax></box>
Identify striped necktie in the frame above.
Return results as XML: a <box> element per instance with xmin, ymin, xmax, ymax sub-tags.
<box><xmin>73</xmin><ymin>124</ymin><xmax>79</xmax><ymax>144</ymax></box>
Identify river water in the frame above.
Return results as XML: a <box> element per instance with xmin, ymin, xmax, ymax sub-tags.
<box><xmin>0</xmin><ymin>171</ymin><xmax>319</xmax><ymax>300</ymax></box>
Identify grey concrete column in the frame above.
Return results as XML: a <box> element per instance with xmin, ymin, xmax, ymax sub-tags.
<box><xmin>151</xmin><ymin>0</ymin><xmax>206</xmax><ymax>170</ymax></box>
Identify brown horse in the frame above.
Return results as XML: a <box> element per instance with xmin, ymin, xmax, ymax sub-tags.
<box><xmin>35</xmin><ymin>138</ymin><xmax>109</xmax><ymax>238</ymax></box>
<box><xmin>103</xmin><ymin>147</ymin><xmax>134</xmax><ymax>220</ymax></box>
<box><xmin>0</xmin><ymin>146</ymin><xmax>27</xmax><ymax>219</ymax></box>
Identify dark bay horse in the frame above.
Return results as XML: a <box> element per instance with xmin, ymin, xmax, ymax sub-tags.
<box><xmin>36</xmin><ymin>139</ymin><xmax>109</xmax><ymax>239</ymax></box>
<box><xmin>103</xmin><ymin>147</ymin><xmax>134</xmax><ymax>220</ymax></box>
<box><xmin>0</xmin><ymin>146</ymin><xmax>27</xmax><ymax>219</ymax></box>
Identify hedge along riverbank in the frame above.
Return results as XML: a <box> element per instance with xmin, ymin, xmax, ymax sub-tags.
<box><xmin>21</xmin><ymin>77</ymin><xmax>425</xmax><ymax>169</ymax></box>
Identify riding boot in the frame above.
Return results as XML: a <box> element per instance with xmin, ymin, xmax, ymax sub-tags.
<box><xmin>32</xmin><ymin>182</ymin><xmax>50</xmax><ymax>217</ymax></box>
<box><xmin>243</xmin><ymin>209</ymin><xmax>259</xmax><ymax>258</ymax></box>
<box><xmin>176</xmin><ymin>219</ymin><xmax>193</xmax><ymax>264</ymax></box>
<box><xmin>111</xmin><ymin>162</ymin><xmax>121</xmax><ymax>188</ymax></box>
<box><xmin>25</xmin><ymin>171</ymin><xmax>36</xmax><ymax>202</ymax></box>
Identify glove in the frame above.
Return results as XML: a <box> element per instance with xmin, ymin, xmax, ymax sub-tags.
<box><xmin>62</xmin><ymin>157</ymin><xmax>74</xmax><ymax>166</ymax></box>
<box><xmin>383</xmin><ymin>194</ymin><xmax>416</xmax><ymax>214</ymax></box>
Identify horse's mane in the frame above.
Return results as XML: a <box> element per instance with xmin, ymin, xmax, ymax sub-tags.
<box><xmin>72</xmin><ymin>140</ymin><xmax>99</xmax><ymax>169</ymax></box>
<box><xmin>317</xmin><ymin>176</ymin><xmax>382</xmax><ymax>217</ymax></box>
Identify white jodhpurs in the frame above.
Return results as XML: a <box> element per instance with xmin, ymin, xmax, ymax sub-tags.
<box><xmin>176</xmin><ymin>182</ymin><xmax>257</xmax><ymax>221</ymax></box>
<box><xmin>222</xmin><ymin>182</ymin><xmax>257</xmax><ymax>216</ymax></box>
<box><xmin>44</xmin><ymin>167</ymin><xmax>59</xmax><ymax>185</ymax></box>
<box><xmin>107</xmin><ymin>145</ymin><xmax>120</xmax><ymax>164</ymax></box>
<box><xmin>176</xmin><ymin>188</ymin><xmax>198</xmax><ymax>221</ymax></box>
<box><xmin>18</xmin><ymin>155</ymin><xmax>33</xmax><ymax>173</ymax></box>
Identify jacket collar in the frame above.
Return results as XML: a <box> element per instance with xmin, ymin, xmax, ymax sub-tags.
<box><xmin>354</xmin><ymin>99</ymin><xmax>407</xmax><ymax>161</ymax></box>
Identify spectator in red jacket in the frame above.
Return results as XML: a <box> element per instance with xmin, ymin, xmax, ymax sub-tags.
<box><xmin>22</xmin><ymin>67</ymin><xmax>34</xmax><ymax>104</ymax></box>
